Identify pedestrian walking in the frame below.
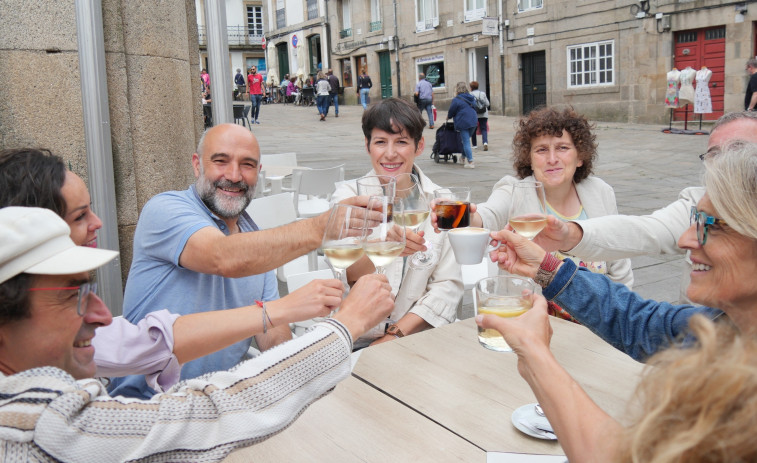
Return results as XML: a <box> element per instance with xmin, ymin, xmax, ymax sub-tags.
<box><xmin>414</xmin><ymin>73</ymin><xmax>434</xmax><ymax>128</ymax></box>
<box><xmin>356</xmin><ymin>68</ymin><xmax>373</xmax><ymax>110</ymax></box>
<box><xmin>316</xmin><ymin>71</ymin><xmax>331</xmax><ymax>121</ymax></box>
<box><xmin>234</xmin><ymin>68</ymin><xmax>246</xmax><ymax>100</ymax></box>
<box><xmin>469</xmin><ymin>81</ymin><xmax>490</xmax><ymax>151</ymax></box>
<box><xmin>446</xmin><ymin>82</ymin><xmax>478</xmax><ymax>168</ymax></box>
<box><xmin>327</xmin><ymin>69</ymin><xmax>340</xmax><ymax>117</ymax></box>
<box><xmin>248</xmin><ymin>66</ymin><xmax>266</xmax><ymax>124</ymax></box>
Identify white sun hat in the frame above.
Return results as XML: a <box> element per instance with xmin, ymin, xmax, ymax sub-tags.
<box><xmin>0</xmin><ymin>207</ymin><xmax>118</xmax><ymax>284</ymax></box>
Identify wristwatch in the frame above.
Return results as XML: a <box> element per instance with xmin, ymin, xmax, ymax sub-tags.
<box><xmin>386</xmin><ymin>324</ymin><xmax>406</xmax><ymax>338</ymax></box>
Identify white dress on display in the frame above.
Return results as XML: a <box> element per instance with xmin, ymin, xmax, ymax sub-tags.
<box><xmin>678</xmin><ymin>66</ymin><xmax>696</xmax><ymax>104</ymax></box>
<box><xmin>694</xmin><ymin>67</ymin><xmax>713</xmax><ymax>114</ymax></box>
<box><xmin>665</xmin><ymin>68</ymin><xmax>680</xmax><ymax>108</ymax></box>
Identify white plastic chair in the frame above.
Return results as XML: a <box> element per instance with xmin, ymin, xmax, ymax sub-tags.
<box><xmin>286</xmin><ymin>269</ymin><xmax>336</xmax><ymax>337</ymax></box>
<box><xmin>260</xmin><ymin>153</ymin><xmax>298</xmax><ymax>195</ymax></box>
<box><xmin>292</xmin><ymin>164</ymin><xmax>345</xmax><ymax>218</ymax></box>
<box><xmin>245</xmin><ymin>192</ymin><xmax>329</xmax><ymax>282</ymax></box>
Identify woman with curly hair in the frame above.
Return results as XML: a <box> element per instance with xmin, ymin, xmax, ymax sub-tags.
<box><xmin>470</xmin><ymin>106</ymin><xmax>632</xmax><ymax>319</ymax></box>
<box><xmin>477</xmin><ymin>141</ymin><xmax>757</xmax><ymax>461</ymax></box>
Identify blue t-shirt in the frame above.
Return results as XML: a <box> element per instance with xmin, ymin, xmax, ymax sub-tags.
<box><xmin>415</xmin><ymin>79</ymin><xmax>433</xmax><ymax>100</ymax></box>
<box><xmin>109</xmin><ymin>185</ymin><xmax>279</xmax><ymax>399</ymax></box>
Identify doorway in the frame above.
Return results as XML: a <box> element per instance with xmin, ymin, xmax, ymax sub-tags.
<box><xmin>521</xmin><ymin>51</ymin><xmax>546</xmax><ymax>115</ymax></box>
<box><xmin>673</xmin><ymin>26</ymin><xmax>725</xmax><ymax>120</ymax></box>
<box><xmin>276</xmin><ymin>43</ymin><xmax>290</xmax><ymax>78</ymax></box>
<box><xmin>468</xmin><ymin>47</ymin><xmax>490</xmax><ymax>98</ymax></box>
<box><xmin>378</xmin><ymin>52</ymin><xmax>393</xmax><ymax>98</ymax></box>
<box><xmin>307</xmin><ymin>35</ymin><xmax>322</xmax><ymax>76</ymax></box>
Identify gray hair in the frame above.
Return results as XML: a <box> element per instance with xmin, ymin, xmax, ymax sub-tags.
<box><xmin>703</xmin><ymin>141</ymin><xmax>757</xmax><ymax>241</ymax></box>
<box><xmin>747</xmin><ymin>58</ymin><xmax>757</xmax><ymax>69</ymax></box>
<box><xmin>711</xmin><ymin>110</ymin><xmax>757</xmax><ymax>132</ymax></box>
<box><xmin>455</xmin><ymin>81</ymin><xmax>469</xmax><ymax>95</ymax></box>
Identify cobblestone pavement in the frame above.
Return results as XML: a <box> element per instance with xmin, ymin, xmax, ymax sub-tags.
<box><xmin>245</xmin><ymin>100</ymin><xmax>711</xmax><ymax>314</ymax></box>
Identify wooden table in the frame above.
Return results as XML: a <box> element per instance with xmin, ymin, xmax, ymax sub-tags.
<box><xmin>353</xmin><ymin>318</ymin><xmax>643</xmax><ymax>455</ymax></box>
<box><xmin>224</xmin><ymin>317</ymin><xmax>643</xmax><ymax>461</ymax></box>
<box><xmin>223</xmin><ymin>376</ymin><xmax>483</xmax><ymax>461</ymax></box>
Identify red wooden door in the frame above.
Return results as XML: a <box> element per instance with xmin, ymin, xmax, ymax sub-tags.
<box><xmin>674</xmin><ymin>26</ymin><xmax>725</xmax><ymax>121</ymax></box>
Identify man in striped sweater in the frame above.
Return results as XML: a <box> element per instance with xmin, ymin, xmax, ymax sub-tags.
<box><xmin>0</xmin><ymin>207</ymin><xmax>393</xmax><ymax>462</ymax></box>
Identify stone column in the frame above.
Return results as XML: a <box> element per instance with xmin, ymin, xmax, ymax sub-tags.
<box><xmin>0</xmin><ymin>0</ymin><xmax>203</xmax><ymax>292</ymax></box>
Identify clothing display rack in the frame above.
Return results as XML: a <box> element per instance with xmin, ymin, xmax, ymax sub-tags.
<box><xmin>661</xmin><ymin>104</ymin><xmax>708</xmax><ymax>135</ymax></box>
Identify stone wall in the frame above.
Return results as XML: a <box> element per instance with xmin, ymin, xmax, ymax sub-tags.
<box><xmin>0</xmin><ymin>0</ymin><xmax>202</xmax><ymax>282</ymax></box>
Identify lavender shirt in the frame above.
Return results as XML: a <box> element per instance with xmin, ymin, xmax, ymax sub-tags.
<box><xmin>92</xmin><ymin>310</ymin><xmax>181</xmax><ymax>392</ymax></box>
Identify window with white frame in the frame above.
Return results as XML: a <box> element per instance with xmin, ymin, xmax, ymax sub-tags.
<box><xmin>246</xmin><ymin>5</ymin><xmax>263</xmax><ymax>37</ymax></box>
<box><xmin>307</xmin><ymin>0</ymin><xmax>318</xmax><ymax>20</ymax></box>
<box><xmin>276</xmin><ymin>0</ymin><xmax>285</xmax><ymax>29</ymax></box>
<box><xmin>465</xmin><ymin>0</ymin><xmax>486</xmax><ymax>22</ymax></box>
<box><xmin>371</xmin><ymin>0</ymin><xmax>380</xmax><ymax>23</ymax></box>
<box><xmin>416</xmin><ymin>0</ymin><xmax>439</xmax><ymax>32</ymax></box>
<box><xmin>518</xmin><ymin>0</ymin><xmax>543</xmax><ymax>12</ymax></box>
<box><xmin>567</xmin><ymin>40</ymin><xmax>614</xmax><ymax>88</ymax></box>
<box><xmin>342</xmin><ymin>0</ymin><xmax>351</xmax><ymax>29</ymax></box>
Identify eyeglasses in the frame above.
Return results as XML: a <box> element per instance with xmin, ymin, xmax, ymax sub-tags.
<box><xmin>28</xmin><ymin>282</ymin><xmax>98</xmax><ymax>316</ymax></box>
<box><xmin>690</xmin><ymin>206</ymin><xmax>727</xmax><ymax>246</ymax></box>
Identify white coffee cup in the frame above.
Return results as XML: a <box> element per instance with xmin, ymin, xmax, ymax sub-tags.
<box><xmin>447</xmin><ymin>227</ymin><xmax>497</xmax><ymax>265</ymax></box>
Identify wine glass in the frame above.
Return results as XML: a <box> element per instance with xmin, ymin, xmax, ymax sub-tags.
<box><xmin>362</xmin><ymin>195</ymin><xmax>406</xmax><ymax>274</ymax></box>
<box><xmin>508</xmin><ymin>181</ymin><xmax>547</xmax><ymax>240</ymax></box>
<box><xmin>393</xmin><ymin>173</ymin><xmax>437</xmax><ymax>269</ymax></box>
<box><xmin>321</xmin><ymin>204</ymin><xmax>367</xmax><ymax>289</ymax></box>
<box><xmin>356</xmin><ymin>175</ymin><xmax>396</xmax><ymax>199</ymax></box>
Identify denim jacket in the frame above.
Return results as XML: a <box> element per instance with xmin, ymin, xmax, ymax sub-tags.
<box><xmin>543</xmin><ymin>259</ymin><xmax>722</xmax><ymax>361</ymax></box>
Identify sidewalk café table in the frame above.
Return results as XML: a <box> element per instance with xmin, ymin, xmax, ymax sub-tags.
<box><xmin>223</xmin><ymin>317</ymin><xmax>643</xmax><ymax>461</ymax></box>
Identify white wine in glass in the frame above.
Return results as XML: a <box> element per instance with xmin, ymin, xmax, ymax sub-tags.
<box><xmin>508</xmin><ymin>181</ymin><xmax>547</xmax><ymax>240</ymax></box>
<box><xmin>392</xmin><ymin>173</ymin><xmax>436</xmax><ymax>269</ymax></box>
<box><xmin>363</xmin><ymin>196</ymin><xmax>405</xmax><ymax>274</ymax></box>
<box><xmin>321</xmin><ymin>204</ymin><xmax>367</xmax><ymax>288</ymax></box>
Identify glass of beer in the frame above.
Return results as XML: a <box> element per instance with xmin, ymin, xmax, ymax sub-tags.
<box><xmin>474</xmin><ymin>275</ymin><xmax>536</xmax><ymax>352</ymax></box>
<box><xmin>433</xmin><ymin>187</ymin><xmax>471</xmax><ymax>231</ymax></box>
<box><xmin>508</xmin><ymin>181</ymin><xmax>547</xmax><ymax>240</ymax></box>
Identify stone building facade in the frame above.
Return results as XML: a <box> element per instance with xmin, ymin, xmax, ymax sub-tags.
<box><xmin>501</xmin><ymin>0</ymin><xmax>754</xmax><ymax>123</ymax></box>
<box><xmin>263</xmin><ymin>0</ymin><xmax>756</xmax><ymax>123</ymax></box>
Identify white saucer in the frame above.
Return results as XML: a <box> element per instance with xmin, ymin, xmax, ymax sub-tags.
<box><xmin>511</xmin><ymin>403</ymin><xmax>556</xmax><ymax>440</ymax></box>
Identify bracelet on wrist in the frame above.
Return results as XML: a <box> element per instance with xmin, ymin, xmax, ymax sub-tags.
<box><xmin>256</xmin><ymin>300</ymin><xmax>275</xmax><ymax>333</ymax></box>
<box><xmin>534</xmin><ymin>253</ymin><xmax>561</xmax><ymax>288</ymax></box>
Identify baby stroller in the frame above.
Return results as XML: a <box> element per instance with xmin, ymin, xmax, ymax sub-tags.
<box><xmin>430</xmin><ymin>122</ymin><xmax>462</xmax><ymax>164</ymax></box>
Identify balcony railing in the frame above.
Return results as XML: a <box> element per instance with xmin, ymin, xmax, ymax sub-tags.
<box><xmin>198</xmin><ymin>25</ymin><xmax>264</xmax><ymax>47</ymax></box>
<box><xmin>340</xmin><ymin>28</ymin><xmax>352</xmax><ymax>38</ymax></box>
<box><xmin>369</xmin><ymin>21</ymin><xmax>382</xmax><ymax>32</ymax></box>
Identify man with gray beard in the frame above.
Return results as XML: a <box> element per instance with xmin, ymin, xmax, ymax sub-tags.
<box><xmin>110</xmin><ymin>123</ymin><xmax>363</xmax><ymax>399</ymax></box>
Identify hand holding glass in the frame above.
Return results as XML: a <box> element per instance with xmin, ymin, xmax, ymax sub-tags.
<box><xmin>433</xmin><ymin>187</ymin><xmax>471</xmax><ymax>231</ymax></box>
<box><xmin>474</xmin><ymin>275</ymin><xmax>536</xmax><ymax>352</ymax></box>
